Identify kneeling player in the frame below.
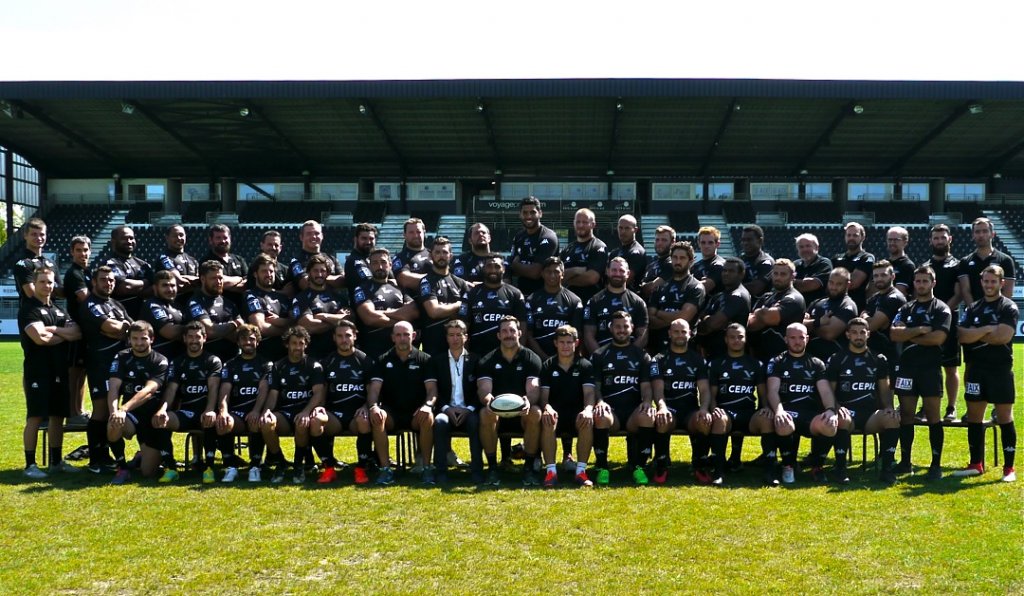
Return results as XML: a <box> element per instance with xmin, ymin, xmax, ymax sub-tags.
<box><xmin>708</xmin><ymin>323</ymin><xmax>772</xmax><ymax>483</ymax></box>
<box><xmin>539</xmin><ymin>325</ymin><xmax>597</xmax><ymax>488</ymax></box>
<box><xmin>312</xmin><ymin>320</ymin><xmax>373</xmax><ymax>484</ymax></box>
<box><xmin>954</xmin><ymin>265</ymin><xmax>1018</xmax><ymax>482</ymax></box>
<box><xmin>106</xmin><ymin>321</ymin><xmax>170</xmax><ymax>484</ymax></box>
<box><xmin>215</xmin><ymin>324</ymin><xmax>273</xmax><ymax>482</ymax></box>
<box><xmin>764</xmin><ymin>323</ymin><xmax>839</xmax><ymax>485</ymax></box>
<box><xmin>827</xmin><ymin>318</ymin><xmax>900</xmax><ymax>484</ymax></box>
<box><xmin>260</xmin><ymin>326</ymin><xmax>325</xmax><ymax>483</ymax></box>
<box><xmin>651</xmin><ymin>319</ymin><xmax>716</xmax><ymax>485</ymax></box>
<box><xmin>590</xmin><ymin>311</ymin><xmax>654</xmax><ymax>485</ymax></box>
<box><xmin>152</xmin><ymin>322</ymin><xmax>225</xmax><ymax>483</ymax></box>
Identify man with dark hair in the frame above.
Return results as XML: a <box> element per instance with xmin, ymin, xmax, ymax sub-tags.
<box><xmin>353</xmin><ymin>247</ymin><xmax>419</xmax><ymax>359</ymax></box>
<box><xmin>244</xmin><ymin>253</ymin><xmax>292</xmax><ymax>362</ymax></box>
<box><xmin>590</xmin><ymin>311</ymin><xmax>654</xmax><ymax>485</ymax></box>
<box><xmin>288</xmin><ymin>220</ymin><xmax>343</xmax><ymax>292</ymax></box>
<box><xmin>64</xmin><ymin>235</ymin><xmax>93</xmax><ymax>424</ymax></box>
<box><xmin>393</xmin><ymin>217</ymin><xmax>432</xmax><ymax>291</ymax></box>
<box><xmin>14</xmin><ymin>217</ymin><xmax>62</xmax><ymax>302</ymax></box>
<box><xmin>885</xmin><ymin>226</ymin><xmax>915</xmax><ymax>296</ymax></box>
<box><xmin>344</xmin><ymin>222</ymin><xmax>379</xmax><ymax>293</ymax></box>
<box><xmin>432</xmin><ymin>319</ymin><xmax>484</xmax><ymax>484</ymax></box>
<box><xmin>261</xmin><ymin>326</ymin><xmax>325</xmax><ymax>484</ymax></box>
<box><xmin>739</xmin><ymin>224</ymin><xmax>774</xmax><ymax>298</ymax></box>
<box><xmin>478</xmin><ymin>316</ymin><xmax>544</xmax><ymax>486</ymax></box>
<box><xmin>186</xmin><ymin>260</ymin><xmax>244</xmax><ymax>362</ymax></box>
<box><xmin>890</xmin><ymin>265</ymin><xmax>952</xmax><ymax>480</ymax></box>
<box><xmin>696</xmin><ymin>257</ymin><xmax>751</xmax><ymax>360</ymax></box>
<box><xmin>106</xmin><ymin>320</ymin><xmax>170</xmax><ymax>484</ymax></box>
<box><xmin>151</xmin><ymin>321</ymin><xmax>225</xmax><ymax>483</ymax></box>
<box><xmin>608</xmin><ymin>214</ymin><xmax>646</xmax><ymax>293</ymax></box>
<box><xmin>803</xmin><ymin>267</ymin><xmax>858</xmax><ymax>362</ymax></box>
<box><xmin>154</xmin><ymin>224</ymin><xmax>200</xmax><ymax>302</ymax></box>
<box><xmin>651</xmin><ymin>319</ymin><xmax>713</xmax><ymax>485</ymax></box>
<box><xmin>215</xmin><ymin>324</ymin><xmax>273</xmax><ymax>482</ymax></box>
<box><xmin>958</xmin><ymin>217</ymin><xmax>1016</xmax><ymax>304</ymax></box>
<box><xmin>640</xmin><ymin>225</ymin><xmax>675</xmax><ymax>300</ymax></box>
<box><xmin>367</xmin><ymin>321</ymin><xmax>439</xmax><ymax>485</ymax></box>
<box><xmin>509</xmin><ymin>196</ymin><xmax>560</xmax><ymax>297</ymax></box>
<box><xmin>584</xmin><ymin>256</ymin><xmax>649</xmax><ymax>354</ymax></box>
<box><xmin>524</xmin><ymin>257</ymin><xmax>584</xmax><ymax>361</ymax></box>
<box><xmin>314</xmin><ymin>320</ymin><xmax>373</xmax><ymax>484</ymax></box>
<box><xmin>201</xmin><ymin>224</ymin><xmax>248</xmax><ymax>306</ymax></box>
<box><xmin>833</xmin><ymin>222</ymin><xmax>875</xmax><ymax>311</ymax></box>
<box><xmin>560</xmin><ymin>208</ymin><xmax>608</xmax><ymax>305</ymax></box>
<box><xmin>105</xmin><ymin>225</ymin><xmax>153</xmax><ymax>319</ymax></box>
<box><xmin>647</xmin><ymin>241</ymin><xmax>704</xmax><ymax>355</ymax></box>
<box><xmin>747</xmin><ymin>259</ymin><xmax>807</xmax><ymax>361</ymax></box>
<box><xmin>248</xmin><ymin>230</ymin><xmax>292</xmax><ymax>295</ymax></box>
<box><xmin>453</xmin><ymin>222</ymin><xmax>494</xmax><ymax>286</ymax></box>
<box><xmin>140</xmin><ymin>270</ymin><xmax>187</xmax><ymax>360</ymax></box>
<box><xmin>929</xmin><ymin>224</ymin><xmax>964</xmax><ymax>422</ymax></box>
<box><xmin>19</xmin><ymin>267</ymin><xmax>82</xmax><ymax>478</ymax></box>
<box><xmin>80</xmin><ymin>265</ymin><xmax>133</xmax><ymax>473</ymax></box>
<box><xmin>763</xmin><ymin>323</ymin><xmax>839</xmax><ymax>484</ymax></box>
<box><xmin>294</xmin><ymin>254</ymin><xmax>351</xmax><ymax>359</ymax></box>
<box><xmin>461</xmin><ymin>253</ymin><xmax>528</xmax><ymax>358</ymax></box>
<box><xmin>862</xmin><ymin>260</ymin><xmax>906</xmax><ymax>378</ymax></box>
<box><xmin>827</xmin><ymin>317</ymin><xmax>900</xmax><ymax>485</ymax></box>
<box><xmin>538</xmin><ymin>325</ymin><xmax>597</xmax><ymax>488</ymax></box>
<box><xmin>954</xmin><ymin>265</ymin><xmax>1018</xmax><ymax>482</ymax></box>
<box><xmin>793</xmin><ymin>233</ymin><xmax>832</xmax><ymax>305</ymax></box>
<box><xmin>692</xmin><ymin>225</ymin><xmax>727</xmax><ymax>297</ymax></box>
<box><xmin>417</xmin><ymin>236</ymin><xmax>470</xmax><ymax>355</ymax></box>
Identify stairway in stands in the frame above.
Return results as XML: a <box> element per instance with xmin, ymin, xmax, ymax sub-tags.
<box><xmin>436</xmin><ymin>215</ymin><xmax>467</xmax><ymax>249</ymax></box>
<box><xmin>983</xmin><ymin>210</ymin><xmax>1024</xmax><ymax>268</ymax></box>
<box><xmin>698</xmin><ymin>214</ymin><xmax>735</xmax><ymax>257</ymax></box>
<box><xmin>377</xmin><ymin>214</ymin><xmax>409</xmax><ymax>253</ymax></box>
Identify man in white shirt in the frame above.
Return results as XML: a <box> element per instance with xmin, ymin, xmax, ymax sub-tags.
<box><xmin>432</xmin><ymin>320</ymin><xmax>483</xmax><ymax>484</ymax></box>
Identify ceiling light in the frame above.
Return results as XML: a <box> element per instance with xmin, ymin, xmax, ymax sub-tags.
<box><xmin>476</xmin><ymin>103</ymin><xmax>485</xmax><ymax>113</ymax></box>
<box><xmin>358</xmin><ymin>104</ymin><xmax>368</xmax><ymax>115</ymax></box>
<box><xmin>615</xmin><ymin>102</ymin><xmax>624</xmax><ymax>112</ymax></box>
<box><xmin>494</xmin><ymin>169</ymin><xmax>502</xmax><ymax>175</ymax></box>
<box><xmin>799</xmin><ymin>169</ymin><xmax>809</xmax><ymax>175</ymax></box>
<box><xmin>968</xmin><ymin>104</ymin><xmax>984</xmax><ymax>115</ymax></box>
<box><xmin>993</xmin><ymin>172</ymin><xmax>1002</xmax><ymax>179</ymax></box>
<box><xmin>121</xmin><ymin>102</ymin><xmax>135</xmax><ymax>115</ymax></box>
<box><xmin>606</xmin><ymin>169</ymin><xmax>615</xmax><ymax>176</ymax></box>
<box><xmin>239</xmin><ymin>107</ymin><xmax>250</xmax><ymax>117</ymax></box>
<box><xmin>852</xmin><ymin>104</ymin><xmax>864</xmax><ymax>115</ymax></box>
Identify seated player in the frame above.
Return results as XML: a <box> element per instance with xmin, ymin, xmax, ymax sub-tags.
<box><xmin>260</xmin><ymin>326</ymin><xmax>325</xmax><ymax>483</ymax></box>
<box><xmin>707</xmin><ymin>323</ymin><xmax>773</xmax><ymax>484</ymax></box>
<box><xmin>105</xmin><ymin>321</ymin><xmax>170</xmax><ymax>484</ymax></box>
<box><xmin>312</xmin><ymin>320</ymin><xmax>373</xmax><ymax>484</ymax></box>
<box><xmin>215</xmin><ymin>324</ymin><xmax>273</xmax><ymax>482</ymax></box>
<box><xmin>763</xmin><ymin>323</ymin><xmax>839</xmax><ymax>485</ymax></box>
<box><xmin>590</xmin><ymin>311</ymin><xmax>654</xmax><ymax>486</ymax></box>
<box><xmin>366</xmin><ymin>321</ymin><xmax>439</xmax><ymax>485</ymax></box>
<box><xmin>650</xmin><ymin>319</ymin><xmax>714</xmax><ymax>485</ymax></box>
<box><xmin>538</xmin><ymin>325</ymin><xmax>597</xmax><ymax>488</ymax></box>
<box><xmin>151</xmin><ymin>322</ymin><xmax>225</xmax><ymax>483</ymax></box>
<box><xmin>478</xmin><ymin>316</ymin><xmax>544</xmax><ymax>487</ymax></box>
<box><xmin>827</xmin><ymin>317</ymin><xmax>900</xmax><ymax>485</ymax></box>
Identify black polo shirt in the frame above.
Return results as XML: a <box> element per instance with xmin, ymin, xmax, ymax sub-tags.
<box><xmin>370</xmin><ymin>347</ymin><xmax>436</xmax><ymax>412</ymax></box>
<box><xmin>539</xmin><ymin>355</ymin><xmax>595</xmax><ymax>413</ymax></box>
<box><xmin>478</xmin><ymin>346</ymin><xmax>543</xmax><ymax>397</ymax></box>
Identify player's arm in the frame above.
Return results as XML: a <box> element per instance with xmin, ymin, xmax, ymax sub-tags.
<box><xmin>477</xmin><ymin>377</ymin><xmax>494</xmax><ymax>408</ymax></box>
<box><xmin>794</xmin><ymin>276</ymin><xmax>823</xmax><ymax>294</ymax></box>
<box><xmin>263</xmin><ymin>389</ymin><xmax>279</xmax><ymax>416</ymax></box>
<box><xmin>583</xmin><ymin>324</ymin><xmax>599</xmax><ymax>355</ymax></box>
<box><xmin>765</xmin><ymin>376</ymin><xmax>782</xmax><ymax>414</ymax></box>
<box><xmin>748</xmin><ymin>306</ymin><xmax>782</xmax><ymax>331</ymax></box>
<box><xmin>696</xmin><ymin>310</ymin><xmax>729</xmax><ymax>335</ymax></box>
<box><xmin>697</xmin><ymin>379</ymin><xmax>713</xmax><ymax>412</ymax></box>
<box><xmin>366</xmin><ymin>379</ymin><xmax>383</xmax><ymax>410</ymax></box>
<box><xmin>386</xmin><ymin>296</ymin><xmax>420</xmax><ymax>322</ymax></box>
<box><xmin>911</xmin><ymin>327</ymin><xmax>947</xmax><ymax>346</ymax></box>
<box><xmin>52</xmin><ymin>322</ymin><xmax>83</xmax><ymax>342</ymax></box>
<box><xmin>250</xmin><ymin>379</ymin><xmax>270</xmax><ymax>421</ymax></box>
<box><xmin>397</xmin><ymin>269</ymin><xmax>426</xmax><ymax>291</ymax></box>
<box><xmin>106</xmin><ymin>377</ymin><xmax>124</xmax><ymax>416</ymax></box>
<box><xmin>216</xmin><ymin>379</ymin><xmax>232</xmax><ymax>415</ymax></box>
<box><xmin>815</xmin><ymin>312</ymin><xmax>847</xmax><ymax>341</ymax></box>
<box><xmin>523</xmin><ymin>376</ymin><xmax>540</xmax><ymax>406</ymax></box>
<box><xmin>877</xmin><ymin>377</ymin><xmax>895</xmax><ymax>411</ymax></box>
<box><xmin>24</xmin><ymin>322</ymin><xmax>63</xmax><ymax>346</ymax></box>
<box><xmin>153</xmin><ymin>381</ymin><xmax>178</xmax><ymax>427</ymax></box>
<box><xmin>864</xmin><ymin>309</ymin><xmax>891</xmax><ymax>333</ymax></box>
<box><xmin>119</xmin><ymin>379</ymin><xmax>163</xmax><ymax>413</ymax></box>
<box><xmin>422</xmin><ymin>296</ymin><xmax>460</xmax><ymax>320</ymax></box>
<box><xmin>303</xmin><ymin>383</ymin><xmax>326</xmax><ymax>415</ymax></box>
<box><xmin>99</xmin><ymin>316</ymin><xmax>131</xmax><ymax>340</ymax></box>
<box><xmin>203</xmin><ymin>374</ymin><xmax>222</xmax><ymax>415</ymax></box>
<box><xmin>632</xmin><ymin>325</ymin><xmax>649</xmax><ymax>350</ymax></box>
<box><xmin>957</xmin><ymin>275</ymin><xmax>974</xmax><ymax>306</ymax></box>
<box><xmin>298</xmin><ymin>311</ymin><xmax>332</xmax><ymax>334</ymax></box>
<box><xmin>639</xmin><ymin>380</ymin><xmax>653</xmax><ymax>409</ymax></box>
<box><xmin>816</xmin><ymin>378</ymin><xmax>837</xmax><ymax>412</ymax></box>
<box><xmin>356</xmin><ymin>301</ymin><xmax>392</xmax><ymax>328</ymax></box>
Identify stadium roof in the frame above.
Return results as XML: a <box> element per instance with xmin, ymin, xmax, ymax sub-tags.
<box><xmin>1</xmin><ymin>78</ymin><xmax>1023</xmax><ymax>180</ymax></box>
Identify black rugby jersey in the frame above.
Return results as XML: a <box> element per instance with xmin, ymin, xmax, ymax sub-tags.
<box><xmin>698</xmin><ymin>284</ymin><xmax>752</xmax><ymax>359</ymax></box>
<box><xmin>510</xmin><ymin>224</ymin><xmax>559</xmax><ymax>296</ymax></box>
<box><xmin>461</xmin><ymin>283</ymin><xmax>527</xmax><ymax>357</ymax></box>
<box><xmin>794</xmin><ymin>255</ymin><xmax>832</xmax><ymax>304</ymax></box>
<box><xmin>169</xmin><ymin>352</ymin><xmax>223</xmax><ymax>411</ymax></box>
<box><xmin>652</xmin><ymin>274</ymin><xmax>706</xmax><ymax>316</ymax></box>
<box><xmin>960</xmin><ymin>296</ymin><xmax>1018</xmax><ymax>367</ymax></box>
<box><xmin>889</xmin><ymin>254</ymin><xmax>916</xmax><ymax>292</ymax></box>
<box><xmin>609</xmin><ymin>240</ymin><xmax>647</xmax><ymax>292</ymax></box>
<box><xmin>591</xmin><ymin>343</ymin><xmax>651</xmax><ymax>406</ymax></box>
<box><xmin>155</xmin><ymin>250</ymin><xmax>199</xmax><ymax>278</ymax></box>
<box><xmin>742</xmin><ymin>250</ymin><xmax>775</xmax><ymax>297</ymax></box>
<box><xmin>63</xmin><ymin>263</ymin><xmax>90</xmax><ymax>324</ymax></box>
<box><xmin>826</xmin><ymin>348</ymin><xmax>888</xmax><ymax>408</ymax></box>
<box><xmin>269</xmin><ymin>356</ymin><xmax>325</xmax><ymax>412</ymax></box>
<box><xmin>525</xmin><ymin>287</ymin><xmax>584</xmax><ymax>358</ymax></box>
<box><xmin>352</xmin><ymin>280</ymin><xmax>414</xmax><ymax>359</ymax></box>
<box><xmin>651</xmin><ymin>349</ymin><xmax>708</xmax><ymax>405</ymax></box>
<box><xmin>80</xmin><ymin>294</ymin><xmax>132</xmax><ymax>366</ymax></box>
<box><xmin>452</xmin><ymin>251</ymin><xmax>491</xmax><ymax>283</ymax></box>
<box><xmin>291</xmin><ymin>286</ymin><xmax>349</xmax><ymax>357</ymax></box>
<box><xmin>692</xmin><ymin>254</ymin><xmax>726</xmax><ymax>297</ymax></box>
<box><xmin>864</xmin><ymin>286</ymin><xmax>906</xmax><ymax>359</ymax></box>
<box><xmin>958</xmin><ymin>249</ymin><xmax>1016</xmax><ymax>301</ymax></box>
<box><xmin>928</xmin><ymin>254</ymin><xmax>960</xmax><ymax>304</ymax></box>
<box><xmin>243</xmin><ymin>286</ymin><xmax>292</xmax><ymax>360</ymax></box>
<box><xmin>584</xmin><ymin>288</ymin><xmax>649</xmax><ymax>348</ymax></box>
<box><xmin>806</xmin><ymin>293</ymin><xmax>858</xmax><ymax>361</ymax></box>
<box><xmin>752</xmin><ymin>287</ymin><xmax>806</xmax><ymax>333</ymax></box>
<box><xmin>320</xmin><ymin>349</ymin><xmax>371</xmax><ymax>411</ymax></box>
<box><xmin>833</xmin><ymin>249</ymin><xmax>875</xmax><ymax>310</ymax></box>
<box><xmin>560</xmin><ymin>236</ymin><xmax>608</xmax><ymax>304</ymax></box>
<box><xmin>221</xmin><ymin>354</ymin><xmax>273</xmax><ymax>412</ymax></box>
<box><xmin>344</xmin><ymin>249</ymin><xmax>374</xmax><ymax>293</ymax></box>
<box><xmin>766</xmin><ymin>352</ymin><xmax>827</xmax><ymax>409</ymax></box>
<box><xmin>892</xmin><ymin>297</ymin><xmax>951</xmax><ymax>368</ymax></box>
<box><xmin>186</xmin><ymin>292</ymin><xmax>241</xmax><ymax>362</ymax></box>
<box><xmin>105</xmin><ymin>253</ymin><xmax>153</xmax><ymax>318</ymax></box>
<box><xmin>13</xmin><ymin>249</ymin><xmax>61</xmax><ymax>302</ymax></box>
<box><xmin>641</xmin><ymin>254</ymin><xmax>672</xmax><ymax>285</ymax></box>
<box><xmin>391</xmin><ymin>246</ymin><xmax>431</xmax><ymax>278</ymax></box>
<box><xmin>288</xmin><ymin>250</ymin><xmax>341</xmax><ymax>288</ymax></box>
<box><xmin>416</xmin><ymin>271</ymin><xmax>470</xmax><ymax>354</ymax></box>
<box><xmin>140</xmin><ymin>297</ymin><xmax>185</xmax><ymax>360</ymax></box>
<box><xmin>110</xmin><ymin>349</ymin><xmax>169</xmax><ymax>413</ymax></box>
<box><xmin>18</xmin><ymin>297</ymin><xmax>72</xmax><ymax>372</ymax></box>
<box><xmin>708</xmin><ymin>354</ymin><xmax>763</xmax><ymax>409</ymax></box>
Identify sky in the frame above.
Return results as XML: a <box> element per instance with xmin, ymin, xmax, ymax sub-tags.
<box><xmin>2</xmin><ymin>1</ymin><xmax>1022</xmax><ymax>82</ymax></box>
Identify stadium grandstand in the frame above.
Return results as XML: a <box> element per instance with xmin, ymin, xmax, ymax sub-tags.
<box><xmin>0</xmin><ymin>78</ymin><xmax>1023</xmax><ymax>334</ymax></box>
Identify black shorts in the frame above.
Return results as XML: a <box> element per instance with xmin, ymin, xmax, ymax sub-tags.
<box><xmin>24</xmin><ymin>372</ymin><xmax>70</xmax><ymax>418</ymax></box>
<box><xmin>69</xmin><ymin>340</ymin><xmax>86</xmax><ymax>368</ymax></box>
<box><xmin>606</xmin><ymin>400</ymin><xmax>639</xmax><ymax>428</ymax></box>
<box><xmin>172</xmin><ymin>409</ymin><xmax>204</xmax><ymax>432</ymax></box>
<box><xmin>498</xmin><ymin>415</ymin><xmax>527</xmax><ymax>434</ymax></box>
<box><xmin>893</xmin><ymin>364</ymin><xmax>943</xmax><ymax>399</ymax></box>
<box><xmin>274</xmin><ymin>409</ymin><xmax>301</xmax><ymax>428</ymax></box>
<box><xmin>722</xmin><ymin>407</ymin><xmax>756</xmax><ymax>433</ymax></box>
<box><xmin>941</xmin><ymin>319</ymin><xmax>961</xmax><ymax>367</ymax></box>
<box><xmin>552</xmin><ymin>406</ymin><xmax>579</xmax><ymax>436</ymax></box>
<box><xmin>86</xmin><ymin>361</ymin><xmax>113</xmax><ymax>401</ymax></box>
<box><xmin>964</xmin><ymin>365</ymin><xmax>1016</xmax><ymax>405</ymax></box>
<box><xmin>783</xmin><ymin>406</ymin><xmax>820</xmax><ymax>436</ymax></box>
<box><xmin>841</xmin><ymin>401</ymin><xmax>877</xmax><ymax>432</ymax></box>
<box><xmin>387</xmin><ymin>406</ymin><xmax>416</xmax><ymax>432</ymax></box>
<box><xmin>328</xmin><ymin>400</ymin><xmax>365</xmax><ymax>427</ymax></box>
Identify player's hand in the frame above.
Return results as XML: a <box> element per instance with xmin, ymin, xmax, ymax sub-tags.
<box><xmin>774</xmin><ymin>410</ymin><xmax>792</xmax><ymax>427</ymax></box>
<box><xmin>542</xmin><ymin>405</ymin><xmax>557</xmax><ymax>426</ymax></box>
<box><xmin>216</xmin><ymin>412</ymin><xmax>232</xmax><ymax>432</ymax></box>
<box><xmin>518</xmin><ymin>401</ymin><xmax>530</xmax><ymax>418</ymax></box>
<box><xmin>110</xmin><ymin>409</ymin><xmax>127</xmax><ymax>428</ymax></box>
<box><xmin>576</xmin><ymin>408</ymin><xmax>594</xmax><ymax>429</ymax></box>
<box><xmin>655</xmin><ymin>406</ymin><xmax>671</xmax><ymax>426</ymax></box>
<box><xmin>697</xmin><ymin>409</ymin><xmax>713</xmax><ymax>428</ymax></box>
<box><xmin>369</xmin><ymin>404</ymin><xmax>385</xmax><ymax>424</ymax></box>
<box><xmin>823</xmin><ymin>411</ymin><xmax>838</xmax><ymax>432</ymax></box>
<box><xmin>593</xmin><ymin>402</ymin><xmax>612</xmax><ymax>419</ymax></box>
<box><xmin>201</xmin><ymin>410</ymin><xmax>217</xmax><ymax>428</ymax></box>
<box><xmin>296</xmin><ymin>412</ymin><xmax>312</xmax><ymax>429</ymax></box>
<box><xmin>414</xmin><ymin>405</ymin><xmax>432</xmax><ymax>425</ymax></box>
<box><xmin>152</xmin><ymin>410</ymin><xmax>168</xmax><ymax>428</ymax></box>
<box><xmin>260</xmin><ymin>410</ymin><xmax>276</xmax><ymax>426</ymax></box>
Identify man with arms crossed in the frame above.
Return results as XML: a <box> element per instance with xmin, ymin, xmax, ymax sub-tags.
<box><xmin>509</xmin><ymin>196</ymin><xmax>560</xmax><ymax>298</ymax></box>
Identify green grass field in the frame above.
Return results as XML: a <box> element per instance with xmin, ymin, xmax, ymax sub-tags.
<box><xmin>0</xmin><ymin>341</ymin><xmax>1021</xmax><ymax>594</ymax></box>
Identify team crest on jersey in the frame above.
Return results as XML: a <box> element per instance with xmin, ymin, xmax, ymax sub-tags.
<box><xmin>552</xmin><ymin>371</ymin><xmax>559</xmax><ymax>377</ymax></box>
<box><xmin>386</xmin><ymin>362</ymin><xmax>394</xmax><ymax>368</ymax></box>
<box><xmin>607</xmin><ymin>363</ymin><xmax>614</xmax><ymax>369</ymax></box>
<box><xmin>722</xmin><ymin>372</ymin><xmax>729</xmax><ymax>379</ymax></box>
<box><xmin>495</xmin><ymin>363</ymin><xmax>502</xmax><ymax>370</ymax></box>
<box><xmin>783</xmin><ymin>371</ymin><xmax>790</xmax><ymax>377</ymax></box>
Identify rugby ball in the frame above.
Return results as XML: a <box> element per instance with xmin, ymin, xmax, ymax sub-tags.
<box><xmin>490</xmin><ymin>393</ymin><xmax>528</xmax><ymax>418</ymax></box>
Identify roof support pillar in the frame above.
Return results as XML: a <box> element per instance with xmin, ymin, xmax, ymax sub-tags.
<box><xmin>166</xmin><ymin>178</ymin><xmax>182</xmax><ymax>213</ymax></box>
<box><xmin>221</xmin><ymin>177</ymin><xmax>236</xmax><ymax>212</ymax></box>
<box><xmin>930</xmin><ymin>178</ymin><xmax>945</xmax><ymax>214</ymax></box>
<box><xmin>4</xmin><ymin>149</ymin><xmax>14</xmax><ymax>241</ymax></box>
